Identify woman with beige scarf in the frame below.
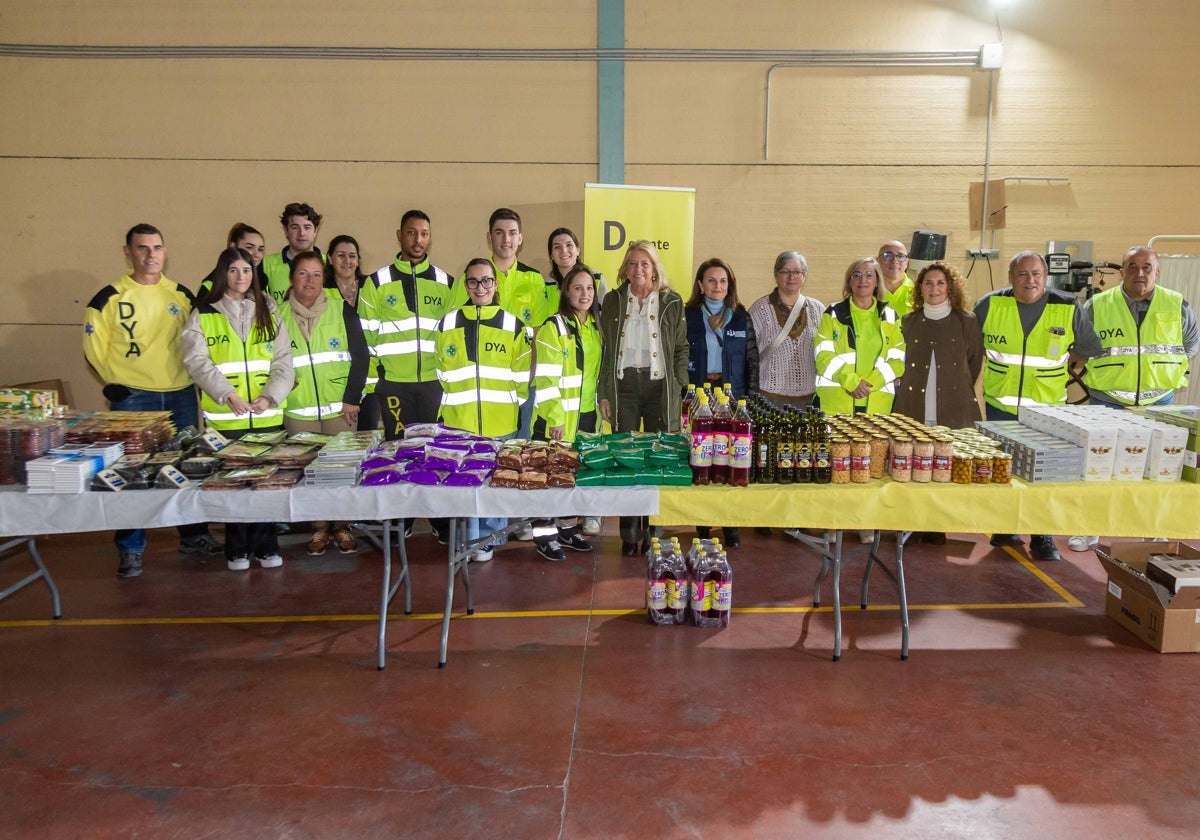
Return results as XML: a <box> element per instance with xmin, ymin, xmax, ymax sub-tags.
<box><xmin>279</xmin><ymin>251</ymin><xmax>369</xmax><ymax>555</ymax></box>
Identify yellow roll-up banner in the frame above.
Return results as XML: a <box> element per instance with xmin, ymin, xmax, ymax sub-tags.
<box><xmin>583</xmin><ymin>183</ymin><xmax>696</xmax><ymax>293</ymax></box>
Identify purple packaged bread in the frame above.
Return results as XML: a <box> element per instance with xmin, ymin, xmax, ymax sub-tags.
<box><xmin>461</xmin><ymin>454</ymin><xmax>496</xmax><ymax>471</ymax></box>
<box><xmin>397</xmin><ymin>468</ymin><xmax>448</xmax><ymax>485</ymax></box>
<box><xmin>360</xmin><ymin>466</ymin><xmax>402</xmax><ymax>486</ymax></box>
<box><xmin>360</xmin><ymin>455</ymin><xmax>398</xmax><ymax>471</ymax></box>
<box><xmin>442</xmin><ymin>469</ymin><xmax>491</xmax><ymax>487</ymax></box>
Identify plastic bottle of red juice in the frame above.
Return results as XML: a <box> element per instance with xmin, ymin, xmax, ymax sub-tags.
<box><xmin>711</xmin><ymin>394</ymin><xmax>732</xmax><ymax>484</ymax></box>
<box><xmin>690</xmin><ymin>392</ymin><xmax>714</xmax><ymax>485</ymax></box>
<box><xmin>729</xmin><ymin>399</ymin><xmax>753</xmax><ymax>487</ymax></box>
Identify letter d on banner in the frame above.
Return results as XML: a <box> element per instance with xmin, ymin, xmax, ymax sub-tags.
<box><xmin>584</xmin><ymin>183</ymin><xmax>695</xmax><ymax>290</ymax></box>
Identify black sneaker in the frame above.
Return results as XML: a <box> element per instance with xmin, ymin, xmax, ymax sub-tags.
<box><xmin>536</xmin><ymin>540</ymin><xmax>567</xmax><ymax>562</ymax></box>
<box><xmin>432</xmin><ymin>527</ymin><xmax>448</xmax><ymax>545</ymax></box>
<box><xmin>559</xmin><ymin>533</ymin><xmax>593</xmax><ymax>552</ymax></box>
<box><xmin>117</xmin><ymin>552</ymin><xmax>143</xmax><ymax>578</ymax></box>
<box><xmin>179</xmin><ymin>534</ymin><xmax>223</xmax><ymax>555</ymax></box>
<box><xmin>1029</xmin><ymin>535</ymin><xmax>1061</xmax><ymax>562</ymax></box>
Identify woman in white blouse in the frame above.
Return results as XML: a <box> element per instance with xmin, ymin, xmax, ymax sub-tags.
<box><xmin>597</xmin><ymin>241</ymin><xmax>689</xmax><ymax>556</ymax></box>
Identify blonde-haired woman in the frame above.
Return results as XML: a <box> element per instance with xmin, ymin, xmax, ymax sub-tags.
<box><xmin>598</xmin><ymin>241</ymin><xmax>689</xmax><ymax>557</ymax></box>
<box><xmin>814</xmin><ymin>257</ymin><xmax>905</xmax><ymax>415</ymax></box>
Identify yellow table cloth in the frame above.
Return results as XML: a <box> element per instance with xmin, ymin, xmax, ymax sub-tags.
<box><xmin>652</xmin><ymin>479</ymin><xmax>1200</xmax><ymax>538</ymax></box>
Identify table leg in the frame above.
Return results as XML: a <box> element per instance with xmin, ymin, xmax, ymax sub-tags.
<box><xmin>376</xmin><ymin>520</ymin><xmax>392</xmax><ymax>671</ymax></box>
<box><xmin>798</xmin><ymin>529</ymin><xmax>841</xmax><ymax>661</ymax></box>
<box><xmin>0</xmin><ymin>537</ymin><xmax>61</xmax><ymax>619</ymax></box>
<box><xmin>860</xmin><ymin>530</ymin><xmax>912</xmax><ymax>661</ymax></box>
<box><xmin>831</xmin><ymin>529</ymin><xmax>843</xmax><ymax>662</ymax></box>
<box><xmin>896</xmin><ymin>534</ymin><xmax>910</xmax><ymax>661</ymax></box>
<box><xmin>397</xmin><ymin>523</ymin><xmax>411</xmax><ymax>615</ymax></box>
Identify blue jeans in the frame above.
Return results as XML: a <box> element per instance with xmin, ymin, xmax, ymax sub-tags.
<box><xmin>984</xmin><ymin>402</ymin><xmax>1012</xmax><ymax>423</ymax></box>
<box><xmin>1088</xmin><ymin>391</ymin><xmax>1174</xmax><ymax>409</ymax></box>
<box><xmin>516</xmin><ymin>385</ymin><xmax>536</xmax><ymax>439</ymax></box>
<box><xmin>467</xmin><ymin>431</ymin><xmax>516</xmax><ymax>549</ymax></box>
<box><xmin>110</xmin><ymin>385</ymin><xmax>208</xmax><ymax>553</ymax></box>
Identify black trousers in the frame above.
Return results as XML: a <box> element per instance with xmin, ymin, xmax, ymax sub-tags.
<box><xmin>374</xmin><ymin>377</ymin><xmax>448</xmax><ymax>535</ymax></box>
<box><xmin>374</xmin><ymin>378</ymin><xmax>444</xmax><ymax>441</ymax></box>
<box><xmin>223</xmin><ymin>426</ymin><xmax>283</xmax><ymax>560</ymax></box>
<box><xmin>531</xmin><ymin>411</ymin><xmax>598</xmax><ymax>544</ymax></box>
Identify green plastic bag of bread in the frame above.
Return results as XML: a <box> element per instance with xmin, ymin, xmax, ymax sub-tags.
<box><xmin>575</xmin><ymin>469</ymin><xmax>607</xmax><ymax>486</ymax></box>
<box><xmin>659</xmin><ymin>464</ymin><xmax>693</xmax><ymax>486</ymax></box>
<box><xmin>612</xmin><ymin>446</ymin><xmax>647</xmax><ymax>470</ymax></box>
<box><xmin>604</xmin><ymin>467</ymin><xmax>640</xmax><ymax>486</ymax></box>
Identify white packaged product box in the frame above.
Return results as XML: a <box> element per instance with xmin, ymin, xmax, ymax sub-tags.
<box><xmin>1112</xmin><ymin>424</ymin><xmax>1151</xmax><ymax>481</ymax></box>
<box><xmin>1068</xmin><ymin>421</ymin><xmax>1117</xmax><ymax>481</ymax></box>
<box><xmin>1143</xmin><ymin>421</ymin><xmax>1187</xmax><ymax>481</ymax></box>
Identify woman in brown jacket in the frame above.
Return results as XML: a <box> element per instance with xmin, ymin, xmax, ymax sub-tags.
<box><xmin>894</xmin><ymin>261</ymin><xmax>983</xmax><ymax>429</ymax></box>
<box><xmin>895</xmin><ymin>262</ymin><xmax>983</xmax><ymax>543</ymax></box>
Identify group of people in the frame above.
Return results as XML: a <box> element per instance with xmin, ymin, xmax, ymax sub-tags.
<box><xmin>82</xmin><ymin>201</ymin><xmax>1197</xmax><ymax>576</ymax></box>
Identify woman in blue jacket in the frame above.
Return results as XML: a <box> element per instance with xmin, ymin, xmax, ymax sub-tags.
<box><xmin>685</xmin><ymin>258</ymin><xmax>759</xmax><ymax>399</ymax></box>
<box><xmin>684</xmin><ymin>258</ymin><xmax>758</xmax><ymax>548</ymax></box>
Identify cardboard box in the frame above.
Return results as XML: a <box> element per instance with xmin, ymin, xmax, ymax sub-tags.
<box><xmin>0</xmin><ymin>388</ymin><xmax>56</xmax><ymax>412</ymax></box>
<box><xmin>8</xmin><ymin>378</ymin><xmax>72</xmax><ymax>408</ymax></box>
<box><xmin>1185</xmin><ymin>451</ymin><xmax>1200</xmax><ymax>484</ymax></box>
<box><xmin>1096</xmin><ymin>541</ymin><xmax>1200</xmax><ymax>652</ymax></box>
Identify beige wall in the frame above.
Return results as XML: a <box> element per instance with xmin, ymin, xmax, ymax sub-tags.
<box><xmin>2</xmin><ymin>1</ymin><xmax>1197</xmax><ymax>409</ymax></box>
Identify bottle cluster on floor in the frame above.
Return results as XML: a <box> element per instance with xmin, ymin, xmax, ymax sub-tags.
<box><xmin>646</xmin><ymin>536</ymin><xmax>732</xmax><ymax>628</ymax></box>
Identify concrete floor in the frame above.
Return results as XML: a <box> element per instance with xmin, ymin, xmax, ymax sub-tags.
<box><xmin>2</xmin><ymin>525</ymin><xmax>1199</xmax><ymax>839</ymax></box>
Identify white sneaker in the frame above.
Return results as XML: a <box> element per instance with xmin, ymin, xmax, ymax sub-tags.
<box><xmin>227</xmin><ymin>555</ymin><xmax>250</xmax><ymax>571</ymax></box>
<box><xmin>513</xmin><ymin>524</ymin><xmax>535</xmax><ymax>541</ymax></box>
<box><xmin>256</xmin><ymin>553</ymin><xmax>284</xmax><ymax>568</ymax></box>
<box><xmin>471</xmin><ymin>547</ymin><xmax>494</xmax><ymax>563</ymax></box>
<box><xmin>1067</xmin><ymin>535</ymin><xmax>1099</xmax><ymax>552</ymax></box>
<box><xmin>581</xmin><ymin>517</ymin><xmax>602</xmax><ymax>536</ymax></box>
<box><xmin>858</xmin><ymin>530</ymin><xmax>875</xmax><ymax>544</ymax></box>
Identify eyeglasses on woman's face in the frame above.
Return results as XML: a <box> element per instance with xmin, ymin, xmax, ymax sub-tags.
<box><xmin>465</xmin><ymin>276</ymin><xmax>497</xmax><ymax>289</ymax></box>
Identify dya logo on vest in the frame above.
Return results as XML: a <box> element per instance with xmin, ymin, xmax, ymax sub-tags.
<box><xmin>206</xmin><ymin>335</ymin><xmax>231</xmax><ymax>347</ymax></box>
<box><xmin>485</xmin><ymin>341</ymin><xmax>507</xmax><ymax>354</ymax></box>
<box><xmin>1098</xmin><ymin>327</ymin><xmax>1126</xmax><ymax>340</ymax></box>
<box><xmin>984</xmin><ymin>333</ymin><xmax>1008</xmax><ymax>345</ymax></box>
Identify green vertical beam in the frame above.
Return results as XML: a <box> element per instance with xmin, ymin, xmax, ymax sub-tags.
<box><xmin>597</xmin><ymin>0</ymin><xmax>624</xmax><ymax>184</ymax></box>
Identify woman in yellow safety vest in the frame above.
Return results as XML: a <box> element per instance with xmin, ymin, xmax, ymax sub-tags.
<box><xmin>325</xmin><ymin>233</ymin><xmax>381</xmax><ymax>432</ymax></box>
<box><xmin>814</xmin><ymin>257</ymin><xmax>906</xmax><ymax>416</ymax></box>
<box><xmin>436</xmin><ymin>258</ymin><xmax>531</xmax><ymax>563</ymax></box>
<box><xmin>182</xmin><ymin>246</ymin><xmax>294</xmax><ymax>572</ymax></box>
<box><xmin>814</xmin><ymin>256</ymin><xmax>906</xmax><ymax>545</ymax></box>
<box><xmin>528</xmin><ymin>265</ymin><xmax>604</xmax><ymax>560</ymax></box>
<box><xmin>279</xmin><ymin>250</ymin><xmax>369</xmax><ymax>557</ymax></box>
